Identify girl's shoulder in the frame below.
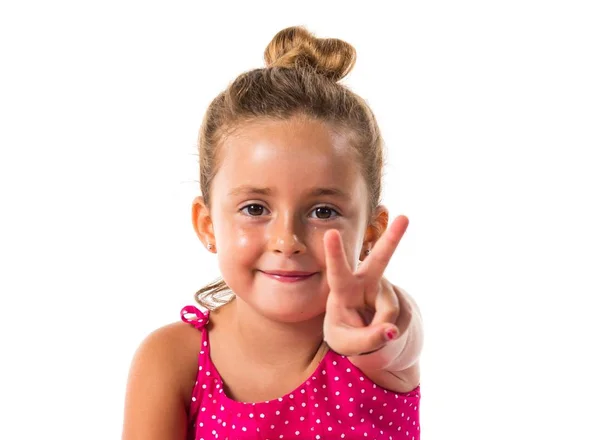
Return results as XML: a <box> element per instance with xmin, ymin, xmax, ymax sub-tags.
<box><xmin>132</xmin><ymin>318</ymin><xmax>204</xmax><ymax>400</ymax></box>
<box><xmin>122</xmin><ymin>316</ymin><xmax>204</xmax><ymax>439</ymax></box>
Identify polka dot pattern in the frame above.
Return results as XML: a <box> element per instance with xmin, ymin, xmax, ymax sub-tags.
<box><xmin>181</xmin><ymin>306</ymin><xmax>421</xmax><ymax>439</ymax></box>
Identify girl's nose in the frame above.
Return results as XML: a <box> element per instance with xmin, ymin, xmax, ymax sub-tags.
<box><xmin>267</xmin><ymin>215</ymin><xmax>307</xmax><ymax>256</ymax></box>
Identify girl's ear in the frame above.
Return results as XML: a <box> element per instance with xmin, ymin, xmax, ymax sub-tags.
<box><xmin>360</xmin><ymin>205</ymin><xmax>389</xmax><ymax>259</ymax></box>
<box><xmin>192</xmin><ymin>196</ymin><xmax>216</xmax><ymax>253</ymax></box>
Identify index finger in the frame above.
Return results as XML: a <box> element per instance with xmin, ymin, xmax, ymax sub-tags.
<box><xmin>323</xmin><ymin>228</ymin><xmax>354</xmax><ymax>294</ymax></box>
<box><xmin>357</xmin><ymin>215</ymin><xmax>409</xmax><ymax>282</ymax></box>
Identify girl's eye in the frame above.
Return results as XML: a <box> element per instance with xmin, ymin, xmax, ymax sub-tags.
<box><xmin>240</xmin><ymin>204</ymin><xmax>267</xmax><ymax>216</ymax></box>
<box><xmin>311</xmin><ymin>206</ymin><xmax>339</xmax><ymax>219</ymax></box>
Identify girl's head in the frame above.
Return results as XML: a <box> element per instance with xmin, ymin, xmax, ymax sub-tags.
<box><xmin>192</xmin><ymin>26</ymin><xmax>389</xmax><ymax>321</ymax></box>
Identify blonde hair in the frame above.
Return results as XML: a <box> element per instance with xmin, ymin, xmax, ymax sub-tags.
<box><xmin>194</xmin><ymin>26</ymin><xmax>385</xmax><ymax>310</ymax></box>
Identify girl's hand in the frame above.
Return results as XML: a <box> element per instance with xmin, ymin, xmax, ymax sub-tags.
<box><xmin>323</xmin><ymin>216</ymin><xmax>409</xmax><ymax>356</ymax></box>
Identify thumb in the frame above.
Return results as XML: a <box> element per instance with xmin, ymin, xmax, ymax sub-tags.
<box><xmin>326</xmin><ymin>323</ymin><xmax>400</xmax><ymax>357</ymax></box>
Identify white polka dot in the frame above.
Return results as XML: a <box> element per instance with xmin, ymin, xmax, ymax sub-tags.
<box><xmin>191</xmin><ymin>397</ymin><xmax>196</xmax><ymax>402</ymax></box>
<box><xmin>290</xmin><ymin>406</ymin><xmax>295</xmax><ymax>411</ymax></box>
<box><xmin>289</xmin><ymin>394</ymin><xmax>294</xmax><ymax>399</ymax></box>
<box><xmin>295</xmin><ymin>431</ymin><xmax>300</xmax><ymax>436</ymax></box>
<box><xmin>328</xmin><ymin>427</ymin><xmax>332</xmax><ymax>431</ymax></box>
<box><xmin>334</xmin><ymin>376</ymin><xmax>339</xmax><ymax>381</ymax></box>
<box><xmin>349</xmin><ymin>413</ymin><xmax>353</xmax><ymax>417</ymax></box>
<box><xmin>346</xmin><ymin>368</ymin><xmax>351</xmax><ymax>372</ymax></box>
<box><xmin>242</xmin><ymin>427</ymin><xmax>246</xmax><ymax>432</ymax></box>
<box><xmin>249</xmin><ymin>413</ymin><xmax>254</xmax><ymax>418</ymax></box>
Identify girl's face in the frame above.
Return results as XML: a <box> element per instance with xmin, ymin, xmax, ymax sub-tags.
<box><xmin>198</xmin><ymin>117</ymin><xmax>375</xmax><ymax>323</ymax></box>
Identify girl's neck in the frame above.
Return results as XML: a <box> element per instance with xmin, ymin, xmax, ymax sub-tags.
<box><xmin>218</xmin><ymin>298</ymin><xmax>326</xmax><ymax>369</ymax></box>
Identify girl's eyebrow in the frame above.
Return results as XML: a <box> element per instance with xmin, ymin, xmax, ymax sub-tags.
<box><xmin>228</xmin><ymin>185</ymin><xmax>351</xmax><ymax>200</ymax></box>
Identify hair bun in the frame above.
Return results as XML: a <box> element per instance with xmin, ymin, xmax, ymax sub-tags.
<box><xmin>264</xmin><ymin>26</ymin><xmax>356</xmax><ymax>82</ymax></box>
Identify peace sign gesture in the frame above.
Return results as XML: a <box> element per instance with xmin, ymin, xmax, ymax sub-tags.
<box><xmin>323</xmin><ymin>215</ymin><xmax>409</xmax><ymax>357</ymax></box>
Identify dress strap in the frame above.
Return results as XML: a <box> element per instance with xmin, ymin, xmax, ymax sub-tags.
<box><xmin>180</xmin><ymin>305</ymin><xmax>209</xmax><ymax>330</ymax></box>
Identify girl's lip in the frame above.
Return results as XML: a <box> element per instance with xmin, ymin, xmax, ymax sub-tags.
<box><xmin>261</xmin><ymin>270</ymin><xmax>316</xmax><ymax>277</ymax></box>
<box><xmin>259</xmin><ymin>270</ymin><xmax>317</xmax><ymax>282</ymax></box>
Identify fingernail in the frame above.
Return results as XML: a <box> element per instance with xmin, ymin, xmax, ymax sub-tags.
<box><xmin>385</xmin><ymin>328</ymin><xmax>398</xmax><ymax>341</ymax></box>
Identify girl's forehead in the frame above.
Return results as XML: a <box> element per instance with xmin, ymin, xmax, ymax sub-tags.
<box><xmin>215</xmin><ymin>119</ymin><xmax>364</xmax><ymax>189</ymax></box>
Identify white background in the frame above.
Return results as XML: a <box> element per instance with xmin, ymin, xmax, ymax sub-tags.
<box><xmin>1</xmin><ymin>1</ymin><xmax>599</xmax><ymax>439</ymax></box>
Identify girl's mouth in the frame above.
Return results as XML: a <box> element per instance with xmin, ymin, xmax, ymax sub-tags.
<box><xmin>259</xmin><ymin>270</ymin><xmax>317</xmax><ymax>283</ymax></box>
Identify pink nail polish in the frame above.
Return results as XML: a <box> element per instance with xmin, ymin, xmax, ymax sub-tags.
<box><xmin>385</xmin><ymin>329</ymin><xmax>397</xmax><ymax>341</ymax></box>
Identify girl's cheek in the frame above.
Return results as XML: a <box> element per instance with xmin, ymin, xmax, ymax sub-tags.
<box><xmin>233</xmin><ymin>222</ymin><xmax>267</xmax><ymax>250</ymax></box>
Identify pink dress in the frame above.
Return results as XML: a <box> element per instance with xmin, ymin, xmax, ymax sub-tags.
<box><xmin>181</xmin><ymin>305</ymin><xmax>421</xmax><ymax>440</ymax></box>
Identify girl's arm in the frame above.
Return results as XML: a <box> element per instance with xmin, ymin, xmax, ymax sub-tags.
<box><xmin>122</xmin><ymin>323</ymin><xmax>198</xmax><ymax>440</ymax></box>
<box><xmin>348</xmin><ymin>286</ymin><xmax>424</xmax><ymax>393</ymax></box>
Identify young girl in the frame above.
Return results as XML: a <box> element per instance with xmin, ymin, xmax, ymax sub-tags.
<box><xmin>122</xmin><ymin>26</ymin><xmax>424</xmax><ymax>440</ymax></box>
